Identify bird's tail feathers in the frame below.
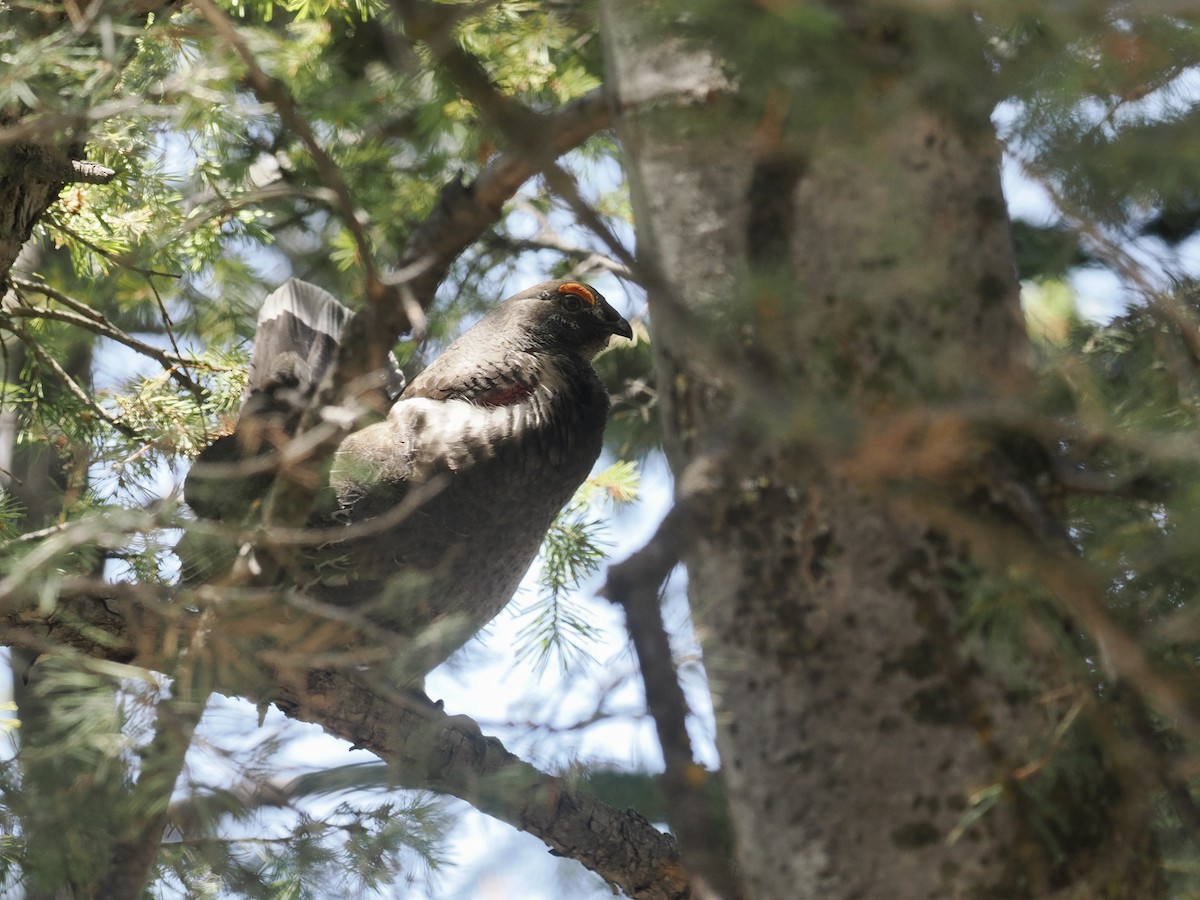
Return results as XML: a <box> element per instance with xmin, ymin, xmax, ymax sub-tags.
<box><xmin>184</xmin><ymin>280</ymin><xmax>402</xmax><ymax>521</ymax></box>
<box><xmin>248</xmin><ymin>279</ymin><xmax>350</xmax><ymax>402</ymax></box>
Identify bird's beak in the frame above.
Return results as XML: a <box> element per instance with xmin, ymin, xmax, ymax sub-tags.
<box><xmin>598</xmin><ymin>301</ymin><xmax>633</xmax><ymax>340</ymax></box>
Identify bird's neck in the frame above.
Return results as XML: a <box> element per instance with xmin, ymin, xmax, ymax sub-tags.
<box><xmin>513</xmin><ymin>356</ymin><xmax>608</xmax><ymax>444</ymax></box>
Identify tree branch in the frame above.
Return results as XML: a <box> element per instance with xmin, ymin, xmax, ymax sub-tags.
<box><xmin>485</xmin><ymin>231</ymin><xmax>634</xmax><ymax>280</ymax></box>
<box><xmin>22</xmin><ymin>156</ymin><xmax>117</xmax><ymax>185</ymax></box>
<box><xmin>1</xmin><ymin>318</ymin><xmax>142</xmax><ymax>440</ymax></box>
<box><xmin>390</xmin><ymin>0</ymin><xmax>637</xmax><ymax>280</ymax></box>
<box><xmin>9</xmin><ymin>278</ymin><xmax>206</xmax><ymax>397</ymax></box>
<box><xmin>603</xmin><ymin>504</ymin><xmax>739</xmax><ymax>899</ymax></box>
<box><xmin>337</xmin><ymin>84</ymin><xmax>613</xmax><ymax>388</ymax></box>
<box><xmin>0</xmin><ymin>583</ymin><xmax>690</xmax><ymax>900</ymax></box>
<box><xmin>279</xmin><ymin>669</ymin><xmax>690</xmax><ymax>900</ymax></box>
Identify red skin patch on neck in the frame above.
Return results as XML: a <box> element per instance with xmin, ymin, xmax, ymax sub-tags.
<box><xmin>478</xmin><ymin>381</ymin><xmax>535</xmax><ymax>407</ymax></box>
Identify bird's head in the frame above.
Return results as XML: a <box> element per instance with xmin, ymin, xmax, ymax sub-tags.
<box><xmin>504</xmin><ymin>280</ymin><xmax>633</xmax><ymax>359</ymax></box>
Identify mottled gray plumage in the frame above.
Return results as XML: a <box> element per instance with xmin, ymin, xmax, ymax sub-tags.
<box><xmin>184</xmin><ymin>280</ymin><xmax>405</xmax><ymax>526</ymax></box>
<box><xmin>184</xmin><ymin>278</ymin><xmax>631</xmax><ymax>676</ymax></box>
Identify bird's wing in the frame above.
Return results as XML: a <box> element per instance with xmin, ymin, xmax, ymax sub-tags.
<box><xmin>403</xmin><ymin>345</ymin><xmax>538</xmax><ymax>408</ymax></box>
<box><xmin>332</xmin><ymin>397</ymin><xmax>515</xmax><ymax>502</ymax></box>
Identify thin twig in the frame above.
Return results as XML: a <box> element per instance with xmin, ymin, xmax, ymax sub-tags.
<box><xmin>486</xmin><ymin>232</ymin><xmax>634</xmax><ymax>280</ymax></box>
<box><xmin>145</xmin><ymin>277</ymin><xmax>185</xmax><ymax>362</ymax></box>
<box><xmin>190</xmin><ymin>0</ymin><xmax>378</xmax><ymax>284</ymax></box>
<box><xmin>1</xmin><ymin>319</ymin><xmax>140</xmax><ymax>439</ymax></box>
<box><xmin>47</xmin><ymin>218</ymin><xmax>181</xmax><ymax>280</ymax></box>
<box><xmin>171</xmin><ymin>181</ymin><xmax>340</xmax><ymax>239</ymax></box>
<box><xmin>0</xmin><ymin>508</ymin><xmax>158</xmax><ymax>603</ymax></box>
<box><xmin>10</xmin><ymin>279</ymin><xmax>206</xmax><ymax>397</ymax></box>
<box><xmin>541</xmin><ymin>161</ymin><xmax>639</xmax><ymax>273</ymax></box>
<box><xmin>70</xmin><ymin>160</ymin><xmax>116</xmax><ymax>183</ymax></box>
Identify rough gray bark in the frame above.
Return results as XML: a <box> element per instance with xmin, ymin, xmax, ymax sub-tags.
<box><xmin>601</xmin><ymin>4</ymin><xmax>1162</xmax><ymax>899</ymax></box>
<box><xmin>0</xmin><ymin>150</ymin><xmax>68</xmax><ymax>288</ymax></box>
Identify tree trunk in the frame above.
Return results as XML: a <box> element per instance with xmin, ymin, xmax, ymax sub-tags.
<box><xmin>601</xmin><ymin>5</ymin><xmax>1163</xmax><ymax>898</ymax></box>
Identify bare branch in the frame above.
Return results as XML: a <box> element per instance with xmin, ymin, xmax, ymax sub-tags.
<box><xmin>390</xmin><ymin>0</ymin><xmax>636</xmax><ymax>279</ymax></box>
<box><xmin>277</xmin><ymin>668</ymin><xmax>691</xmax><ymax>900</ymax></box>
<box><xmin>171</xmin><ymin>181</ymin><xmax>342</xmax><ymax>239</ymax></box>
<box><xmin>602</xmin><ymin>504</ymin><xmax>739</xmax><ymax>899</ymax></box>
<box><xmin>72</xmin><ymin>160</ymin><xmax>117</xmax><ymax>183</ymax></box>
<box><xmin>0</xmin><ymin>99</ymin><xmax>176</xmax><ymax>149</ymax></box>
<box><xmin>341</xmin><ymin>85</ymin><xmax>614</xmax><ymax>380</ymax></box>
<box><xmin>22</xmin><ymin>156</ymin><xmax>117</xmax><ymax>185</ymax></box>
<box><xmin>486</xmin><ymin>231</ymin><xmax>635</xmax><ymax>280</ymax></box>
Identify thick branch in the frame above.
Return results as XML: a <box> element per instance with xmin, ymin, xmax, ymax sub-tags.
<box><xmin>0</xmin><ymin>586</ymin><xmax>689</xmax><ymax>900</ymax></box>
<box><xmin>390</xmin><ymin>0</ymin><xmax>628</xmax><ymax>302</ymax></box>
<box><xmin>280</xmin><ymin>669</ymin><xmax>690</xmax><ymax>900</ymax></box>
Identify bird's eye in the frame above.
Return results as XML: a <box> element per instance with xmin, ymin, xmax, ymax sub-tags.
<box><xmin>560</xmin><ymin>294</ymin><xmax>582</xmax><ymax>313</ymax></box>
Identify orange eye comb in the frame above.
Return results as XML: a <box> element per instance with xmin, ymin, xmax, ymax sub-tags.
<box><xmin>559</xmin><ymin>282</ymin><xmax>596</xmax><ymax>306</ymax></box>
